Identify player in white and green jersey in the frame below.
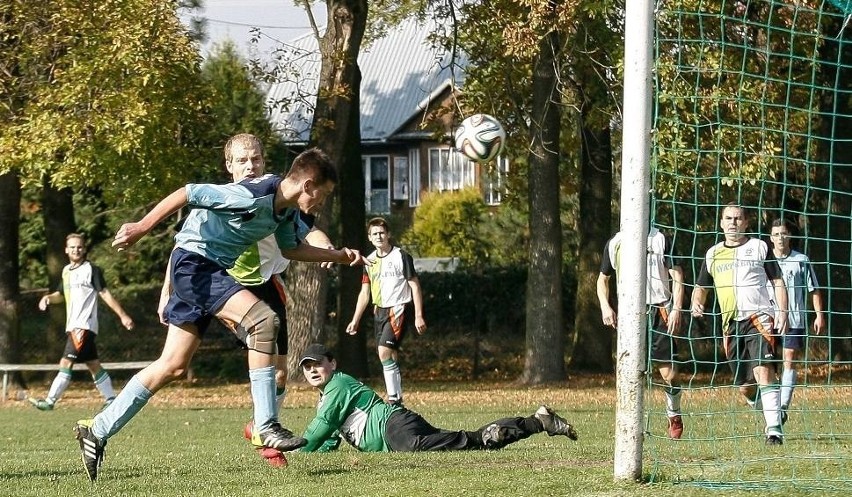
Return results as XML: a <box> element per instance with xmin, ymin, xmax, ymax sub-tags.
<box><xmin>297</xmin><ymin>344</ymin><xmax>578</xmax><ymax>453</ymax></box>
<box><xmin>769</xmin><ymin>219</ymin><xmax>826</xmax><ymax>422</ymax></box>
<box><xmin>28</xmin><ymin>233</ymin><xmax>134</xmax><ymax>411</ymax></box>
<box><xmin>345</xmin><ymin>217</ymin><xmax>427</xmax><ymax>405</ymax></box>
<box><xmin>597</xmin><ymin>227</ymin><xmax>686</xmax><ymax>439</ymax></box>
<box><xmin>692</xmin><ymin>204</ymin><xmax>789</xmax><ymax>445</ymax></box>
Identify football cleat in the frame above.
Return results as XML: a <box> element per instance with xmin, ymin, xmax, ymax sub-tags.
<box><xmin>28</xmin><ymin>397</ymin><xmax>54</xmax><ymax>411</ymax></box>
<box><xmin>481</xmin><ymin>423</ymin><xmax>504</xmax><ymax>448</ymax></box>
<box><xmin>668</xmin><ymin>415</ymin><xmax>684</xmax><ymax>439</ymax></box>
<box><xmin>74</xmin><ymin>419</ymin><xmax>106</xmax><ymax>481</ymax></box>
<box><xmin>251</xmin><ymin>421</ymin><xmax>305</xmax><ymax>451</ymax></box>
<box><xmin>257</xmin><ymin>447</ymin><xmax>288</xmax><ymax>467</ymax></box>
<box><xmin>535</xmin><ymin>405</ymin><xmax>578</xmax><ymax>440</ymax></box>
<box><xmin>765</xmin><ymin>435</ymin><xmax>783</xmax><ymax>446</ymax></box>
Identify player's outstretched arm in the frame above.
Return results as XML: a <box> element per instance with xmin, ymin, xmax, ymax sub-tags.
<box><xmin>812</xmin><ymin>290</ymin><xmax>826</xmax><ymax>335</ymax></box>
<box><xmin>283</xmin><ymin>244</ymin><xmax>370</xmax><ymax>266</ymax></box>
<box><xmin>113</xmin><ymin>188</ymin><xmax>188</xmax><ymax>250</ymax></box>
<box><xmin>38</xmin><ymin>291</ymin><xmax>63</xmax><ymax>311</ymax></box>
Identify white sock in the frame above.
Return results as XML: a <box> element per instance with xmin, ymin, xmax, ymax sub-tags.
<box><xmin>381</xmin><ymin>359</ymin><xmax>402</xmax><ymax>402</ymax></box>
<box><xmin>665</xmin><ymin>386</ymin><xmax>682</xmax><ymax>417</ymax></box>
<box><xmin>93</xmin><ymin>369</ymin><xmax>116</xmax><ymax>400</ymax></box>
<box><xmin>760</xmin><ymin>386</ymin><xmax>782</xmax><ymax>435</ymax></box>
<box><xmin>46</xmin><ymin>368</ymin><xmax>72</xmax><ymax>404</ymax></box>
<box><xmin>780</xmin><ymin>369</ymin><xmax>796</xmax><ymax>410</ymax></box>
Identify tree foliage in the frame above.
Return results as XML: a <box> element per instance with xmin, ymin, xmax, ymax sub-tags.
<box><xmin>0</xmin><ymin>0</ymin><xmax>209</xmax><ymax>204</ymax></box>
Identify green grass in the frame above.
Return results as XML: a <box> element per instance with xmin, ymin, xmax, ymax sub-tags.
<box><xmin>1</xmin><ymin>380</ymin><xmax>851</xmax><ymax>497</ymax></box>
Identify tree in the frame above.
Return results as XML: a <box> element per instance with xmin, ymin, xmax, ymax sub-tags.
<box><xmin>285</xmin><ymin>0</ymin><xmax>370</xmax><ymax>378</ymax></box>
<box><xmin>0</xmin><ymin>0</ymin><xmax>209</xmax><ymax>383</ymax></box>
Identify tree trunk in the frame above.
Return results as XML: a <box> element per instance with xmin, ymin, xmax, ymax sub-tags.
<box><xmin>286</xmin><ymin>0</ymin><xmax>368</xmax><ymax>380</ymax></box>
<box><xmin>569</xmin><ymin>122</ymin><xmax>614</xmax><ymax>372</ymax></box>
<box><xmin>41</xmin><ymin>179</ymin><xmax>76</xmax><ymax>359</ymax></box>
<box><xmin>0</xmin><ymin>172</ymin><xmax>23</xmax><ymax>393</ymax></box>
<box><xmin>521</xmin><ymin>26</ymin><xmax>565</xmax><ymax>384</ymax></box>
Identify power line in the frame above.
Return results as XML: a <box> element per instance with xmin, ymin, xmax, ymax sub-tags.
<box><xmin>202</xmin><ymin>16</ymin><xmax>313</xmax><ymax>30</ymax></box>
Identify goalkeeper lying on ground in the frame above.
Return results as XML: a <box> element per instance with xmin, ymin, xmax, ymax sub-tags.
<box><xmin>297</xmin><ymin>343</ymin><xmax>579</xmax><ymax>452</ymax></box>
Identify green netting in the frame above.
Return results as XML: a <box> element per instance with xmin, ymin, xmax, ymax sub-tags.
<box><xmin>644</xmin><ymin>0</ymin><xmax>852</xmax><ymax>489</ymax></box>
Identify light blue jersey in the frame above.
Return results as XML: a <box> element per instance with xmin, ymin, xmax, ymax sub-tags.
<box><xmin>174</xmin><ymin>175</ymin><xmax>299</xmax><ymax>268</ymax></box>
<box><xmin>776</xmin><ymin>250</ymin><xmax>819</xmax><ymax>329</ymax></box>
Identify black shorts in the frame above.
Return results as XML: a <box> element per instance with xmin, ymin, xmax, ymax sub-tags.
<box><xmin>62</xmin><ymin>329</ymin><xmax>99</xmax><ymax>363</ymax></box>
<box><xmin>374</xmin><ymin>302</ymin><xmax>415</xmax><ymax>350</ymax></box>
<box><xmin>245</xmin><ymin>275</ymin><xmax>289</xmax><ymax>355</ymax></box>
<box><xmin>648</xmin><ymin>305</ymin><xmax>678</xmax><ymax>363</ymax></box>
<box><xmin>723</xmin><ymin>313</ymin><xmax>779</xmax><ymax>386</ymax></box>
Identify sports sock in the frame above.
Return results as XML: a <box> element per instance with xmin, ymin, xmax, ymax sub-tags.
<box><xmin>93</xmin><ymin>368</ymin><xmax>116</xmax><ymax>401</ymax></box>
<box><xmin>249</xmin><ymin>366</ymin><xmax>277</xmax><ymax>430</ymax></box>
<box><xmin>382</xmin><ymin>359</ymin><xmax>402</xmax><ymax>402</ymax></box>
<box><xmin>46</xmin><ymin>367</ymin><xmax>72</xmax><ymax>404</ymax></box>
<box><xmin>92</xmin><ymin>375</ymin><xmax>153</xmax><ymax>441</ymax></box>
<box><xmin>759</xmin><ymin>385</ymin><xmax>782</xmax><ymax>433</ymax></box>
<box><xmin>665</xmin><ymin>385</ymin><xmax>682</xmax><ymax>417</ymax></box>
<box><xmin>780</xmin><ymin>369</ymin><xmax>797</xmax><ymax>410</ymax></box>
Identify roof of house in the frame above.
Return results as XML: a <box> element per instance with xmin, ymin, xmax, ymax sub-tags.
<box><xmin>266</xmin><ymin>16</ymin><xmax>465</xmax><ymax>144</ymax></box>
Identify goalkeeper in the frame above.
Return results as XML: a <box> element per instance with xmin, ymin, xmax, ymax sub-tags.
<box><xmin>297</xmin><ymin>343</ymin><xmax>579</xmax><ymax>453</ymax></box>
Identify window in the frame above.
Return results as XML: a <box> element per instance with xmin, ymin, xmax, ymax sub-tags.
<box><xmin>408</xmin><ymin>148</ymin><xmax>421</xmax><ymax>207</ymax></box>
<box><xmin>482</xmin><ymin>155</ymin><xmax>509</xmax><ymax>205</ymax></box>
<box><xmin>393</xmin><ymin>156</ymin><xmax>409</xmax><ymax>200</ymax></box>
<box><xmin>363</xmin><ymin>155</ymin><xmax>389</xmax><ymax>213</ymax></box>
<box><xmin>427</xmin><ymin>147</ymin><xmax>475</xmax><ymax>192</ymax></box>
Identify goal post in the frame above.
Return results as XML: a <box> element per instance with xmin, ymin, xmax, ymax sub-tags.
<box><xmin>613</xmin><ymin>0</ymin><xmax>655</xmax><ymax>482</ymax></box>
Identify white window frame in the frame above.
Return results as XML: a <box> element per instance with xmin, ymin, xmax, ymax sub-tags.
<box><xmin>408</xmin><ymin>148</ymin><xmax>421</xmax><ymax>207</ymax></box>
<box><xmin>427</xmin><ymin>146</ymin><xmax>475</xmax><ymax>192</ymax></box>
<box><xmin>482</xmin><ymin>155</ymin><xmax>509</xmax><ymax>205</ymax></box>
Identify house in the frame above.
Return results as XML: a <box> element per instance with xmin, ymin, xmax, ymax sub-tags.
<box><xmin>265</xmin><ymin>16</ymin><xmax>508</xmax><ymax>224</ymax></box>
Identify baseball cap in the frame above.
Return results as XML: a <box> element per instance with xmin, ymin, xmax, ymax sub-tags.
<box><xmin>299</xmin><ymin>343</ymin><xmax>334</xmax><ymax>366</ymax></box>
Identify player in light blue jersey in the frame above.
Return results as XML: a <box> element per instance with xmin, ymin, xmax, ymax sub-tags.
<box><xmin>73</xmin><ymin>139</ymin><xmax>369</xmax><ymax>481</ymax></box>
<box><xmin>769</xmin><ymin>219</ymin><xmax>826</xmax><ymax>423</ymax></box>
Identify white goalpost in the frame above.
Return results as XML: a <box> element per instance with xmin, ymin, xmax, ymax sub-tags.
<box><xmin>613</xmin><ymin>0</ymin><xmax>654</xmax><ymax>482</ymax></box>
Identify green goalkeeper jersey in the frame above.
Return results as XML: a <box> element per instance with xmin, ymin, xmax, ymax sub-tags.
<box><xmin>301</xmin><ymin>371</ymin><xmax>401</xmax><ymax>452</ymax></box>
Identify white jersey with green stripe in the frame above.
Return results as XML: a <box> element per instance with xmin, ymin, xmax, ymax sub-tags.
<box><xmin>363</xmin><ymin>246</ymin><xmax>416</xmax><ymax>308</ymax></box>
<box><xmin>775</xmin><ymin>250</ymin><xmax>818</xmax><ymax>329</ymax></box>
<box><xmin>600</xmin><ymin>227</ymin><xmax>675</xmax><ymax>306</ymax></box>
<box><xmin>59</xmin><ymin>261</ymin><xmax>106</xmax><ymax>333</ymax></box>
<box><xmin>697</xmin><ymin>237</ymin><xmax>781</xmax><ymax>326</ymax></box>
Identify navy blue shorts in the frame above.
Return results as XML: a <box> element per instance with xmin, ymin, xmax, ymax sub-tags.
<box><xmin>782</xmin><ymin>328</ymin><xmax>805</xmax><ymax>350</ymax></box>
<box><xmin>164</xmin><ymin>248</ymin><xmax>244</xmax><ymax>335</ymax></box>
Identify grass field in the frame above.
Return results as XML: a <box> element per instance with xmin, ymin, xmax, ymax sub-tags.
<box><xmin>2</xmin><ymin>376</ymin><xmax>851</xmax><ymax>497</ymax></box>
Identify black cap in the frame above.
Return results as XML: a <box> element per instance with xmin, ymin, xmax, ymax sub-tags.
<box><xmin>299</xmin><ymin>343</ymin><xmax>334</xmax><ymax>366</ymax></box>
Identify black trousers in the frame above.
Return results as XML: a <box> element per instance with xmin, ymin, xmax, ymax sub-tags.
<box><xmin>384</xmin><ymin>408</ymin><xmax>542</xmax><ymax>452</ymax></box>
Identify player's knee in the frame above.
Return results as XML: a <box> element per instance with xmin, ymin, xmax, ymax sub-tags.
<box><xmin>237</xmin><ymin>302</ymin><xmax>279</xmax><ymax>355</ymax></box>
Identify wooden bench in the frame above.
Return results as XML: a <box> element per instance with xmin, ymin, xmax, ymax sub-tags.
<box><xmin>0</xmin><ymin>361</ymin><xmax>153</xmax><ymax>402</ymax></box>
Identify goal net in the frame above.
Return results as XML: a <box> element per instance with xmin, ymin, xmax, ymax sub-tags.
<box><xmin>642</xmin><ymin>0</ymin><xmax>852</xmax><ymax>489</ymax></box>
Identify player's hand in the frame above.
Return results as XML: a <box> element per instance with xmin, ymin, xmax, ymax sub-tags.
<box><xmin>345</xmin><ymin>322</ymin><xmax>358</xmax><ymax>335</ymax></box>
<box><xmin>338</xmin><ymin>247</ymin><xmax>371</xmax><ymax>266</ymax></box>
<box><xmin>601</xmin><ymin>308</ymin><xmax>617</xmax><ymax>328</ymax></box>
<box><xmin>38</xmin><ymin>296</ymin><xmax>49</xmax><ymax>311</ymax></box>
<box><xmin>690</xmin><ymin>302</ymin><xmax>704</xmax><ymax>317</ymax></box>
<box><xmin>415</xmin><ymin>317</ymin><xmax>426</xmax><ymax>335</ymax></box>
<box><xmin>775</xmin><ymin>311</ymin><xmax>789</xmax><ymax>337</ymax></box>
<box><xmin>813</xmin><ymin>313</ymin><xmax>826</xmax><ymax>335</ymax></box>
<box><xmin>667</xmin><ymin>308</ymin><xmax>682</xmax><ymax>335</ymax></box>
<box><xmin>113</xmin><ymin>222</ymin><xmax>146</xmax><ymax>251</ymax></box>
<box><xmin>121</xmin><ymin>316</ymin><xmax>135</xmax><ymax>330</ymax></box>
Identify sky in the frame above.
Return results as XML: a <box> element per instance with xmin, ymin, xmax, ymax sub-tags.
<box><xmin>179</xmin><ymin>0</ymin><xmax>327</xmax><ymax>60</ymax></box>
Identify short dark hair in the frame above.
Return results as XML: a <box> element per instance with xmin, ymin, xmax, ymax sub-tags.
<box><xmin>367</xmin><ymin>217</ymin><xmax>389</xmax><ymax>233</ymax></box>
<box><xmin>287</xmin><ymin>148</ymin><xmax>337</xmax><ymax>186</ymax></box>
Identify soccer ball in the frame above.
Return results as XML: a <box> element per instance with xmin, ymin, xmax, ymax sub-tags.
<box><xmin>454</xmin><ymin>114</ymin><xmax>506</xmax><ymax>163</ymax></box>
